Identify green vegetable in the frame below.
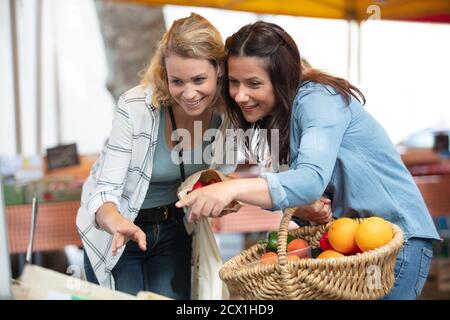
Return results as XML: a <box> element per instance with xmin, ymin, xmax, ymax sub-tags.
<box><xmin>266</xmin><ymin>231</ymin><xmax>296</xmax><ymax>252</ymax></box>
<box><xmin>311</xmin><ymin>247</ymin><xmax>323</xmax><ymax>259</ymax></box>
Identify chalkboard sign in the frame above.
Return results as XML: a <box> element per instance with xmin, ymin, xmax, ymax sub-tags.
<box><xmin>46</xmin><ymin>143</ymin><xmax>80</xmax><ymax>170</ymax></box>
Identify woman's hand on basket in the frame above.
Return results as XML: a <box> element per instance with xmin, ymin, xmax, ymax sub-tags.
<box><xmin>176</xmin><ymin>180</ymin><xmax>236</xmax><ymax>223</ymax></box>
<box><xmin>293</xmin><ymin>197</ymin><xmax>332</xmax><ymax>224</ymax></box>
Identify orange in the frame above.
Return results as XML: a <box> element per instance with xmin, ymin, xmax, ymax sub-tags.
<box><xmin>328</xmin><ymin>218</ymin><xmax>359</xmax><ymax>254</ymax></box>
<box><xmin>317</xmin><ymin>250</ymin><xmax>344</xmax><ymax>259</ymax></box>
<box><xmin>287</xmin><ymin>239</ymin><xmax>309</xmax><ymax>258</ymax></box>
<box><xmin>260</xmin><ymin>252</ymin><xmax>277</xmax><ymax>264</ymax></box>
<box><xmin>355</xmin><ymin>217</ymin><xmax>393</xmax><ymax>252</ymax></box>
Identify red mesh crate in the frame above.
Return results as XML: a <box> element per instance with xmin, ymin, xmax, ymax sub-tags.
<box><xmin>6</xmin><ymin>201</ymin><xmax>81</xmax><ymax>254</ymax></box>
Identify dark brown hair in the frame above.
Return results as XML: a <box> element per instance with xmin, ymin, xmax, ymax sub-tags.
<box><xmin>223</xmin><ymin>21</ymin><xmax>365</xmax><ymax>164</ymax></box>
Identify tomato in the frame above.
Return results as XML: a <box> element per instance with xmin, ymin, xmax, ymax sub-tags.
<box><xmin>319</xmin><ymin>231</ymin><xmax>333</xmax><ymax>251</ymax></box>
<box><xmin>287</xmin><ymin>239</ymin><xmax>309</xmax><ymax>258</ymax></box>
<box><xmin>260</xmin><ymin>252</ymin><xmax>277</xmax><ymax>264</ymax></box>
<box><xmin>266</xmin><ymin>231</ymin><xmax>296</xmax><ymax>252</ymax></box>
<box><xmin>287</xmin><ymin>254</ymin><xmax>300</xmax><ymax>261</ymax></box>
<box><xmin>192</xmin><ymin>180</ymin><xmax>204</xmax><ymax>191</ymax></box>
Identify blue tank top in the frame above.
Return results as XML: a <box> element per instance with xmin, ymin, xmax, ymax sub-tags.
<box><xmin>141</xmin><ymin>107</ymin><xmax>222</xmax><ymax>209</ymax></box>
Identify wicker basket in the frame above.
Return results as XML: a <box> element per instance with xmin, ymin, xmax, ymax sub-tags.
<box><xmin>219</xmin><ymin>208</ymin><xmax>404</xmax><ymax>300</ymax></box>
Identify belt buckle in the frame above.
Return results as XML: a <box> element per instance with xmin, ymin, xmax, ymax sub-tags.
<box><xmin>162</xmin><ymin>206</ymin><xmax>169</xmax><ymax>221</ymax></box>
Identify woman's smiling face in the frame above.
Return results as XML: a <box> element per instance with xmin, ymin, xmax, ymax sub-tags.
<box><xmin>166</xmin><ymin>53</ymin><xmax>219</xmax><ymax>116</ymax></box>
<box><xmin>227</xmin><ymin>55</ymin><xmax>276</xmax><ymax>123</ymax></box>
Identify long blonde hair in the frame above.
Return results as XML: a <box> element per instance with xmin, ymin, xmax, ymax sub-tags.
<box><xmin>141</xmin><ymin>13</ymin><xmax>225</xmax><ymax>110</ymax></box>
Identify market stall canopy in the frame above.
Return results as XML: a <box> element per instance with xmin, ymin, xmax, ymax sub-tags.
<box><xmin>117</xmin><ymin>0</ymin><xmax>450</xmax><ymax>23</ymax></box>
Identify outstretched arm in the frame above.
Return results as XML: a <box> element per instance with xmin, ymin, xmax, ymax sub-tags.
<box><xmin>176</xmin><ymin>178</ymin><xmax>272</xmax><ymax>223</ymax></box>
<box><xmin>176</xmin><ymin>178</ymin><xmax>332</xmax><ymax>224</ymax></box>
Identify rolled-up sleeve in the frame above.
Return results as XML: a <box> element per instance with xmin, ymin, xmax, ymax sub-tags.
<box><xmin>260</xmin><ymin>172</ymin><xmax>289</xmax><ymax>210</ymax></box>
<box><xmin>263</xmin><ymin>88</ymin><xmax>351</xmax><ymax>210</ymax></box>
<box><xmin>86</xmin><ymin>95</ymin><xmax>132</xmax><ymax>225</ymax></box>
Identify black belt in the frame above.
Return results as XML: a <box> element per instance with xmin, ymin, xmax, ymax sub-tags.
<box><xmin>134</xmin><ymin>204</ymin><xmax>184</xmax><ymax>225</ymax></box>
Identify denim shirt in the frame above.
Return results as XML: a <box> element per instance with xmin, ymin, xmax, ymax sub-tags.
<box><xmin>263</xmin><ymin>81</ymin><xmax>440</xmax><ymax>241</ymax></box>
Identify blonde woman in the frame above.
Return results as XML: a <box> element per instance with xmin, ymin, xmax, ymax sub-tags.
<box><xmin>76</xmin><ymin>13</ymin><xmax>225</xmax><ymax>299</ymax></box>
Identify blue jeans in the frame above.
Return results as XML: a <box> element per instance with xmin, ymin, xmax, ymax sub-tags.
<box><xmin>84</xmin><ymin>218</ymin><xmax>192</xmax><ymax>299</ymax></box>
<box><xmin>383</xmin><ymin>237</ymin><xmax>433</xmax><ymax>300</ymax></box>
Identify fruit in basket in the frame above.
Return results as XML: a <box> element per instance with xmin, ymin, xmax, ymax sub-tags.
<box><xmin>287</xmin><ymin>239</ymin><xmax>309</xmax><ymax>258</ymax></box>
<box><xmin>260</xmin><ymin>252</ymin><xmax>300</xmax><ymax>264</ymax></box>
<box><xmin>317</xmin><ymin>250</ymin><xmax>344</xmax><ymax>259</ymax></box>
<box><xmin>345</xmin><ymin>247</ymin><xmax>363</xmax><ymax>256</ymax></box>
<box><xmin>260</xmin><ymin>251</ymin><xmax>278</xmax><ymax>264</ymax></box>
<box><xmin>319</xmin><ymin>231</ymin><xmax>333</xmax><ymax>251</ymax></box>
<box><xmin>263</xmin><ymin>231</ymin><xmax>296</xmax><ymax>252</ymax></box>
<box><xmin>328</xmin><ymin>218</ymin><xmax>359</xmax><ymax>254</ymax></box>
<box><xmin>355</xmin><ymin>217</ymin><xmax>393</xmax><ymax>252</ymax></box>
<box><xmin>287</xmin><ymin>254</ymin><xmax>300</xmax><ymax>261</ymax></box>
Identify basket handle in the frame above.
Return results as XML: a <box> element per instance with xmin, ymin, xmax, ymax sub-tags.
<box><xmin>277</xmin><ymin>200</ymin><xmax>329</xmax><ymax>263</ymax></box>
<box><xmin>277</xmin><ymin>203</ymin><xmax>328</xmax><ymax>299</ymax></box>
<box><xmin>276</xmin><ymin>207</ymin><xmax>296</xmax><ymax>267</ymax></box>
<box><xmin>276</xmin><ymin>207</ymin><xmax>297</xmax><ymax>299</ymax></box>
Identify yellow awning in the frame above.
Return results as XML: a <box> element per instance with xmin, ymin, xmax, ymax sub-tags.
<box><xmin>117</xmin><ymin>0</ymin><xmax>450</xmax><ymax>23</ymax></box>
